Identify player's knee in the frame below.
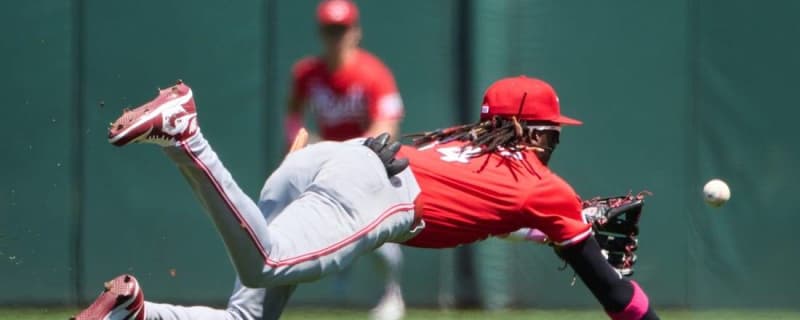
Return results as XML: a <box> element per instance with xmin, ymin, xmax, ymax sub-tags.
<box><xmin>239</xmin><ymin>264</ymin><xmax>324</xmax><ymax>288</ymax></box>
<box><xmin>236</xmin><ymin>264</ymin><xmax>281</xmax><ymax>288</ymax></box>
<box><xmin>238</xmin><ymin>274</ymin><xmax>263</xmax><ymax>288</ymax></box>
<box><xmin>237</xmin><ymin>269</ymin><xmax>266</xmax><ymax>288</ymax></box>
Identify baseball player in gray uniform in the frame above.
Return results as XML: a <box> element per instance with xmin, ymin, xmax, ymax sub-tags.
<box><xmin>73</xmin><ymin>81</ymin><xmax>419</xmax><ymax>320</ymax></box>
<box><xmin>74</xmin><ymin>77</ymin><xmax>659</xmax><ymax>320</ymax></box>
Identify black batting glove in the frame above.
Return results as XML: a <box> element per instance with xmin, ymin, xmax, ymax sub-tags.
<box><xmin>363</xmin><ymin>133</ymin><xmax>409</xmax><ymax>178</ymax></box>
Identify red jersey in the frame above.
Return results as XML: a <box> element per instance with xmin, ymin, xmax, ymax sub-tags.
<box><xmin>399</xmin><ymin>141</ymin><xmax>591</xmax><ymax>248</ymax></box>
<box><xmin>291</xmin><ymin>49</ymin><xmax>403</xmax><ymax>141</ymax></box>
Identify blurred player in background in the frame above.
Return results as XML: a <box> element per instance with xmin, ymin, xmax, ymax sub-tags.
<box><xmin>286</xmin><ymin>0</ymin><xmax>403</xmax><ymax>143</ymax></box>
<box><xmin>285</xmin><ymin>1</ymin><xmax>406</xmax><ymax>319</ymax></box>
<box><xmin>76</xmin><ymin>75</ymin><xmax>658</xmax><ymax>320</ymax></box>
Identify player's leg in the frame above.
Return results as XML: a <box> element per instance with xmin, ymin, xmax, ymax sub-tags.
<box><xmin>369</xmin><ymin>243</ymin><xmax>405</xmax><ymax>320</ymax></box>
<box><xmin>237</xmin><ymin>141</ymin><xmax>421</xmax><ymax>287</ymax></box>
<box><xmin>256</xmin><ymin>284</ymin><xmax>298</xmax><ymax>320</ymax></box>
<box><xmin>129</xmin><ymin>146</ymin><xmax>309</xmax><ymax>320</ymax></box>
<box><xmin>142</xmin><ymin>279</ymin><xmax>258</xmax><ymax>320</ymax></box>
<box><xmin>164</xmin><ymin>139</ymin><xmax>419</xmax><ymax>287</ymax></box>
<box><xmin>242</xmin><ymin>162</ymin><xmax>312</xmax><ymax>319</ymax></box>
<box><xmin>161</xmin><ymin>130</ymin><xmax>280</xmax><ymax>286</ymax></box>
<box><xmin>140</xmin><ymin>277</ymin><xmax>268</xmax><ymax>320</ymax></box>
<box><xmin>558</xmin><ymin>237</ymin><xmax>659</xmax><ymax>320</ymax></box>
<box><xmin>107</xmin><ymin>81</ymin><xmax>329</xmax><ymax>287</ymax></box>
<box><xmin>144</xmin><ymin>302</ymin><xmax>240</xmax><ymax>320</ymax></box>
<box><xmin>107</xmin><ymin>82</ymin><xmax>420</xmax><ymax>289</ymax></box>
<box><xmin>143</xmin><ymin>278</ymin><xmax>295</xmax><ymax>320</ymax></box>
<box><xmin>372</xmin><ymin>244</ymin><xmax>403</xmax><ymax>292</ymax></box>
<box><xmin>72</xmin><ymin>274</ymin><xmax>287</xmax><ymax>320</ymax></box>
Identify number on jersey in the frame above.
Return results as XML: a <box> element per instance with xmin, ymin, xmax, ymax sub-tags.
<box><xmin>437</xmin><ymin>146</ymin><xmax>482</xmax><ymax>163</ymax></box>
<box><xmin>436</xmin><ymin>146</ymin><xmax>523</xmax><ymax>163</ymax></box>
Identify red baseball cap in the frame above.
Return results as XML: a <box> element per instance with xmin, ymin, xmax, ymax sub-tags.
<box><xmin>480</xmin><ymin>76</ymin><xmax>582</xmax><ymax>125</ymax></box>
<box><xmin>317</xmin><ymin>0</ymin><xmax>359</xmax><ymax>26</ymax></box>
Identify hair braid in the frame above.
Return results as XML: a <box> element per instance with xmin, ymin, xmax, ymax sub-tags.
<box><xmin>406</xmin><ymin>116</ymin><xmax>555</xmax><ymax>158</ymax></box>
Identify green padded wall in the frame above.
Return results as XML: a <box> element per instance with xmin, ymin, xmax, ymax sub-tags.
<box><xmin>687</xmin><ymin>0</ymin><xmax>800</xmax><ymax>308</ymax></box>
<box><xmin>78</xmin><ymin>0</ymin><xmax>266</xmax><ymax>304</ymax></box>
<box><xmin>0</xmin><ymin>0</ymin><xmax>76</xmax><ymax>304</ymax></box>
<box><xmin>2</xmin><ymin>0</ymin><xmax>799</xmax><ymax>310</ymax></box>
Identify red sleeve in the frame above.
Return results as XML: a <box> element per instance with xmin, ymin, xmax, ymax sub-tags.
<box><xmin>365</xmin><ymin>59</ymin><xmax>404</xmax><ymax>121</ymax></box>
<box><xmin>521</xmin><ymin>176</ymin><xmax>591</xmax><ymax>246</ymax></box>
<box><xmin>291</xmin><ymin>57</ymin><xmax>318</xmax><ymax>102</ymax></box>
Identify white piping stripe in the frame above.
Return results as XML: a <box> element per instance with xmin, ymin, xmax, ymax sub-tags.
<box><xmin>554</xmin><ymin>227</ymin><xmax>593</xmax><ymax>246</ymax></box>
<box><xmin>108</xmin><ymin>89</ymin><xmax>194</xmax><ymax>143</ymax></box>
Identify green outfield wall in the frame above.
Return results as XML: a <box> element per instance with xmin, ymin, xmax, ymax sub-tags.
<box><xmin>1</xmin><ymin>0</ymin><xmax>798</xmax><ymax>310</ymax></box>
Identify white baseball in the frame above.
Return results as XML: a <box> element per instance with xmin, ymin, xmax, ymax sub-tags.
<box><xmin>703</xmin><ymin>179</ymin><xmax>730</xmax><ymax>207</ymax></box>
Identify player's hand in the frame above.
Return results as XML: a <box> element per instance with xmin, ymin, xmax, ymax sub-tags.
<box><xmin>363</xmin><ymin>133</ymin><xmax>409</xmax><ymax>178</ymax></box>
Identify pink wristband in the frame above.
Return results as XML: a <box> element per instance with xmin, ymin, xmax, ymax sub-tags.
<box><xmin>607</xmin><ymin>280</ymin><xmax>650</xmax><ymax>320</ymax></box>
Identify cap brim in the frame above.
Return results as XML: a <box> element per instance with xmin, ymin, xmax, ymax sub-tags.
<box><xmin>319</xmin><ymin>19</ymin><xmax>355</xmax><ymax>26</ymax></box>
<box><xmin>554</xmin><ymin>115</ymin><xmax>583</xmax><ymax>126</ymax></box>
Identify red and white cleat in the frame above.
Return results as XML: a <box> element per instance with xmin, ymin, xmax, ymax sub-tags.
<box><xmin>71</xmin><ymin>274</ymin><xmax>145</xmax><ymax>320</ymax></box>
<box><xmin>108</xmin><ymin>80</ymin><xmax>198</xmax><ymax>147</ymax></box>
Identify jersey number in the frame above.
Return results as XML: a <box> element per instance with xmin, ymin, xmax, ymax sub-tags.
<box><xmin>437</xmin><ymin>146</ymin><xmax>481</xmax><ymax>163</ymax></box>
<box><xmin>436</xmin><ymin>146</ymin><xmax>524</xmax><ymax>163</ymax></box>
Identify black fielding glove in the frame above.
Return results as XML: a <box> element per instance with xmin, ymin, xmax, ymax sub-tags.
<box><xmin>582</xmin><ymin>191</ymin><xmax>651</xmax><ymax>276</ymax></box>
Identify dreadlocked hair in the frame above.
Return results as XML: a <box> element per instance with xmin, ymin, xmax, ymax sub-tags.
<box><xmin>405</xmin><ymin>116</ymin><xmax>558</xmax><ymax>158</ymax></box>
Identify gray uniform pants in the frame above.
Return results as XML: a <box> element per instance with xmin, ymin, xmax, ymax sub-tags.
<box><xmin>145</xmin><ymin>133</ymin><xmax>421</xmax><ymax>319</ymax></box>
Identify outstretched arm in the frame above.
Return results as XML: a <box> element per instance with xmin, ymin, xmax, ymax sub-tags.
<box><xmin>561</xmin><ymin>193</ymin><xmax>657</xmax><ymax>319</ymax></box>
<box><xmin>558</xmin><ymin>236</ymin><xmax>659</xmax><ymax>320</ymax></box>
<box><xmin>505</xmin><ymin>193</ymin><xmax>647</xmax><ymax>275</ymax></box>
<box><xmin>499</xmin><ymin>226</ymin><xmax>658</xmax><ymax>319</ymax></box>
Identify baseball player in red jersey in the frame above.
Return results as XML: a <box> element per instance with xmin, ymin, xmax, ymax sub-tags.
<box><xmin>75</xmin><ymin>76</ymin><xmax>658</xmax><ymax>320</ymax></box>
<box><xmin>285</xmin><ymin>0</ymin><xmax>403</xmax><ymax>144</ymax></box>
<box><xmin>286</xmin><ymin>1</ymin><xmax>406</xmax><ymax>319</ymax></box>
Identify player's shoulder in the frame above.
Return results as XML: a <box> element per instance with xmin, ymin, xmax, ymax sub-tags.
<box><xmin>292</xmin><ymin>56</ymin><xmax>324</xmax><ymax>78</ymax></box>
<box><xmin>354</xmin><ymin>49</ymin><xmax>394</xmax><ymax>76</ymax></box>
<box><xmin>526</xmin><ymin>169</ymin><xmax>581</xmax><ymax>210</ymax></box>
<box><xmin>548</xmin><ymin>173</ymin><xmax>579</xmax><ymax>197</ymax></box>
<box><xmin>354</xmin><ymin>49</ymin><xmax>385</xmax><ymax>66</ymax></box>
